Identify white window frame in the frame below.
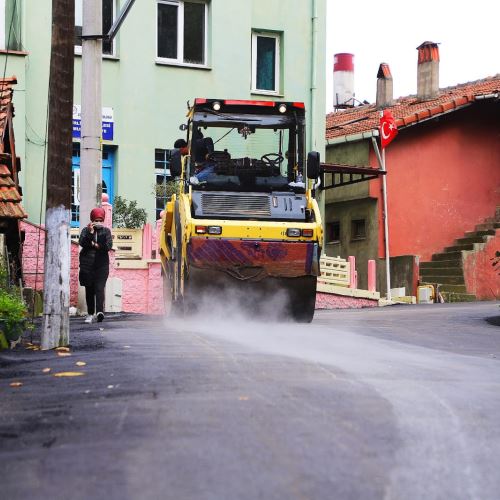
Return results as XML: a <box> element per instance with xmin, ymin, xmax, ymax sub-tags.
<box><xmin>251</xmin><ymin>31</ymin><xmax>280</xmax><ymax>95</ymax></box>
<box><xmin>74</xmin><ymin>0</ymin><xmax>117</xmax><ymax>57</ymax></box>
<box><xmin>0</xmin><ymin>0</ymin><xmax>6</xmax><ymax>50</ymax></box>
<box><xmin>156</xmin><ymin>0</ymin><xmax>208</xmax><ymax>68</ymax></box>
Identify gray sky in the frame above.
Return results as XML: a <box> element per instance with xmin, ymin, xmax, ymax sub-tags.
<box><xmin>325</xmin><ymin>0</ymin><xmax>500</xmax><ymax>112</ymax></box>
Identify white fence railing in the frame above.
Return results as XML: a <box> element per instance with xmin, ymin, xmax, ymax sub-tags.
<box><xmin>318</xmin><ymin>255</ymin><xmax>350</xmax><ymax>287</ymax></box>
<box><xmin>70</xmin><ymin>227</ymin><xmax>143</xmax><ymax>260</ymax></box>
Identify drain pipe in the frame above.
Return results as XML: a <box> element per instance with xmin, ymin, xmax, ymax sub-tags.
<box><xmin>309</xmin><ymin>0</ymin><xmax>325</xmax><ymax>231</ymax></box>
<box><xmin>310</xmin><ymin>0</ymin><xmax>318</xmax><ymax>152</ymax></box>
<box><xmin>372</xmin><ymin>136</ymin><xmax>392</xmax><ymax>301</ymax></box>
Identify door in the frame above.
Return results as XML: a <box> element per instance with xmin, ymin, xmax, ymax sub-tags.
<box><xmin>71</xmin><ymin>144</ymin><xmax>115</xmax><ymax>227</ymax></box>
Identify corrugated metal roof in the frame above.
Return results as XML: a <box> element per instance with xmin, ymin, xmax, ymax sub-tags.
<box><xmin>326</xmin><ymin>75</ymin><xmax>500</xmax><ymax>140</ymax></box>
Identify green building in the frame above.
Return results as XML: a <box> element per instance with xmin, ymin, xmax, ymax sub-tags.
<box><xmin>0</xmin><ymin>0</ymin><xmax>326</xmax><ymax>225</ymax></box>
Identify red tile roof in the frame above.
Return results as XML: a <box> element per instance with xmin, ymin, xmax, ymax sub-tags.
<box><xmin>326</xmin><ymin>75</ymin><xmax>500</xmax><ymax>141</ymax></box>
<box><xmin>0</xmin><ymin>77</ymin><xmax>27</xmax><ymax>219</ymax></box>
<box><xmin>0</xmin><ymin>77</ymin><xmax>16</xmax><ymax>139</ymax></box>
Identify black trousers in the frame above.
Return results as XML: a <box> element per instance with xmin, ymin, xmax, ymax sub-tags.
<box><xmin>85</xmin><ymin>278</ymin><xmax>107</xmax><ymax>315</ymax></box>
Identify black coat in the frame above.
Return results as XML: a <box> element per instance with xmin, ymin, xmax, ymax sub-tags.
<box><xmin>79</xmin><ymin>226</ymin><xmax>113</xmax><ymax>287</ymax></box>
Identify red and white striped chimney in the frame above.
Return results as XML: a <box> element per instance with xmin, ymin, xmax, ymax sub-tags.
<box><xmin>417</xmin><ymin>41</ymin><xmax>440</xmax><ymax>100</ymax></box>
<box><xmin>333</xmin><ymin>53</ymin><xmax>355</xmax><ymax>108</ymax></box>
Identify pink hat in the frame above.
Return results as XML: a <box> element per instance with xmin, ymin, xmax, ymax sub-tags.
<box><xmin>90</xmin><ymin>207</ymin><xmax>105</xmax><ymax>221</ymax></box>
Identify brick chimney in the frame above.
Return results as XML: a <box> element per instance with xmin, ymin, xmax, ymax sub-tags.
<box><xmin>417</xmin><ymin>41</ymin><xmax>440</xmax><ymax>100</ymax></box>
<box><xmin>376</xmin><ymin>63</ymin><xmax>393</xmax><ymax>109</ymax></box>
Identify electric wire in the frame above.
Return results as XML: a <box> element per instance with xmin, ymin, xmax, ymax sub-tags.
<box><xmin>214</xmin><ymin>127</ymin><xmax>235</xmax><ymax>145</ymax></box>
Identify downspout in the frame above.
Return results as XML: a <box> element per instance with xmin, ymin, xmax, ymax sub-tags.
<box><xmin>310</xmin><ymin>0</ymin><xmax>318</xmax><ymax>152</ymax></box>
<box><xmin>308</xmin><ymin>0</ymin><xmax>324</xmax><ymax>221</ymax></box>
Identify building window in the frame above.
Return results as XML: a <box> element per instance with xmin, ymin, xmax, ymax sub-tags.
<box><xmin>326</xmin><ymin>221</ymin><xmax>340</xmax><ymax>244</ymax></box>
<box><xmin>75</xmin><ymin>0</ymin><xmax>116</xmax><ymax>56</ymax></box>
<box><xmin>0</xmin><ymin>0</ymin><xmax>5</xmax><ymax>50</ymax></box>
<box><xmin>351</xmin><ymin>219</ymin><xmax>366</xmax><ymax>241</ymax></box>
<box><xmin>252</xmin><ymin>32</ymin><xmax>280</xmax><ymax>94</ymax></box>
<box><xmin>1</xmin><ymin>0</ymin><xmax>22</xmax><ymax>51</ymax></box>
<box><xmin>157</xmin><ymin>0</ymin><xmax>207</xmax><ymax>66</ymax></box>
<box><xmin>155</xmin><ymin>149</ymin><xmax>173</xmax><ymax>220</ymax></box>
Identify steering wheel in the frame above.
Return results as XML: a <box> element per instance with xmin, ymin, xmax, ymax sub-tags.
<box><xmin>260</xmin><ymin>153</ymin><xmax>284</xmax><ymax>168</ymax></box>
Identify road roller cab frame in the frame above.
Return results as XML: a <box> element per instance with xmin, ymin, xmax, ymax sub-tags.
<box><xmin>159</xmin><ymin>98</ymin><xmax>323</xmax><ymax>322</ymax></box>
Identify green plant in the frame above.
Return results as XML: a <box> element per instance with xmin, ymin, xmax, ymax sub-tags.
<box><xmin>112</xmin><ymin>196</ymin><xmax>148</xmax><ymax>228</ymax></box>
<box><xmin>153</xmin><ymin>180</ymin><xmax>178</xmax><ymax>201</ymax></box>
<box><xmin>0</xmin><ymin>288</ymin><xmax>27</xmax><ymax>341</ymax></box>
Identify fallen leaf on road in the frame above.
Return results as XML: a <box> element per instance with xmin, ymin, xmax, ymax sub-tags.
<box><xmin>55</xmin><ymin>347</ymin><xmax>70</xmax><ymax>352</ymax></box>
<box><xmin>75</xmin><ymin>361</ymin><xmax>87</xmax><ymax>367</ymax></box>
<box><xmin>42</xmin><ymin>368</ymin><xmax>51</xmax><ymax>373</ymax></box>
<box><xmin>53</xmin><ymin>372</ymin><xmax>85</xmax><ymax>377</ymax></box>
<box><xmin>10</xmin><ymin>381</ymin><xmax>23</xmax><ymax>387</ymax></box>
<box><xmin>238</xmin><ymin>396</ymin><xmax>249</xmax><ymax>401</ymax></box>
<box><xmin>57</xmin><ymin>352</ymin><xmax>72</xmax><ymax>357</ymax></box>
<box><xmin>123</xmin><ymin>346</ymin><xmax>131</xmax><ymax>349</ymax></box>
<box><xmin>107</xmin><ymin>385</ymin><xmax>114</xmax><ymax>389</ymax></box>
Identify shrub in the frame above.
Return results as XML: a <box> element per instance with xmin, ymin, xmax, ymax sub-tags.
<box><xmin>0</xmin><ymin>260</ymin><xmax>27</xmax><ymax>342</ymax></box>
<box><xmin>0</xmin><ymin>289</ymin><xmax>26</xmax><ymax>340</ymax></box>
<box><xmin>153</xmin><ymin>180</ymin><xmax>178</xmax><ymax>201</ymax></box>
<box><xmin>112</xmin><ymin>196</ymin><xmax>148</xmax><ymax>228</ymax></box>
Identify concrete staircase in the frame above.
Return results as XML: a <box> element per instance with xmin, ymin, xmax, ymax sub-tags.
<box><xmin>419</xmin><ymin>208</ymin><xmax>500</xmax><ymax>302</ymax></box>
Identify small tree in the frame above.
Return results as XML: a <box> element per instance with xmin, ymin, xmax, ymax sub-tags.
<box><xmin>112</xmin><ymin>196</ymin><xmax>148</xmax><ymax>228</ymax></box>
<box><xmin>154</xmin><ymin>180</ymin><xmax>178</xmax><ymax>201</ymax></box>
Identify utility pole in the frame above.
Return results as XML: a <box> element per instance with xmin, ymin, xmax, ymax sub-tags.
<box><xmin>79</xmin><ymin>0</ymin><xmax>102</xmax><ymax>231</ymax></box>
<box><xmin>79</xmin><ymin>0</ymin><xmax>136</xmax><ymax>229</ymax></box>
<box><xmin>41</xmin><ymin>0</ymin><xmax>75</xmax><ymax>349</ymax></box>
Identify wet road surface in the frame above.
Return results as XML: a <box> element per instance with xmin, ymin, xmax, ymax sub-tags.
<box><xmin>1</xmin><ymin>302</ymin><xmax>500</xmax><ymax>500</ymax></box>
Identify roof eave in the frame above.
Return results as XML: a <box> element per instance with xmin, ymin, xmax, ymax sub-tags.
<box><xmin>326</xmin><ymin>129</ymin><xmax>379</xmax><ymax>146</ymax></box>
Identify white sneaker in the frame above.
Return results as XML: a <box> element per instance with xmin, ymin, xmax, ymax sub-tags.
<box><xmin>84</xmin><ymin>315</ymin><xmax>94</xmax><ymax>324</ymax></box>
<box><xmin>190</xmin><ymin>176</ymin><xmax>200</xmax><ymax>185</ymax></box>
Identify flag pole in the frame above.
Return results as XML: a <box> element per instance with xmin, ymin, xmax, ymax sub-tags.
<box><xmin>371</xmin><ymin>137</ymin><xmax>391</xmax><ymax>302</ymax></box>
<box><xmin>381</xmin><ymin>147</ymin><xmax>391</xmax><ymax>301</ymax></box>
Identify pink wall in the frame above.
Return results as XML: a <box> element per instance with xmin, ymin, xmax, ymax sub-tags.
<box><xmin>463</xmin><ymin>232</ymin><xmax>500</xmax><ymax>300</ymax></box>
<box><xmin>22</xmin><ymin>221</ymin><xmax>89</xmax><ymax>307</ymax></box>
<box><xmin>111</xmin><ymin>263</ymin><xmax>164</xmax><ymax>314</ymax></box>
<box><xmin>21</xmin><ymin>221</ymin><xmax>165</xmax><ymax>315</ymax></box>
<box><xmin>22</xmin><ymin>221</ymin><xmax>47</xmax><ymax>291</ymax></box>
<box><xmin>316</xmin><ymin>292</ymin><xmax>378</xmax><ymax>309</ymax></box>
<box><xmin>370</xmin><ymin>107</ymin><xmax>500</xmax><ymax>261</ymax></box>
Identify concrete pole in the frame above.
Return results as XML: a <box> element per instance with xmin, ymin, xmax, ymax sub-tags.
<box><xmin>80</xmin><ymin>0</ymin><xmax>102</xmax><ymax>231</ymax></box>
<box><xmin>41</xmin><ymin>0</ymin><xmax>74</xmax><ymax>349</ymax></box>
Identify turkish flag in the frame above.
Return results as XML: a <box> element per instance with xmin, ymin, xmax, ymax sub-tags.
<box><xmin>379</xmin><ymin>109</ymin><xmax>398</xmax><ymax>149</ymax></box>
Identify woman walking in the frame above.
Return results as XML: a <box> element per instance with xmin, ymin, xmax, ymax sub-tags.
<box><xmin>79</xmin><ymin>207</ymin><xmax>113</xmax><ymax>323</ymax></box>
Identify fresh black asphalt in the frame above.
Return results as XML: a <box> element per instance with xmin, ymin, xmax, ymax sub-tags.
<box><xmin>1</xmin><ymin>302</ymin><xmax>500</xmax><ymax>500</ymax></box>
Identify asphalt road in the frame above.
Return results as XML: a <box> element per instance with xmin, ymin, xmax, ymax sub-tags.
<box><xmin>1</xmin><ymin>302</ymin><xmax>500</xmax><ymax>500</ymax></box>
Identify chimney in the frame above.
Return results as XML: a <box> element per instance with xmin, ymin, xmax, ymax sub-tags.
<box><xmin>417</xmin><ymin>41</ymin><xmax>440</xmax><ymax>100</ymax></box>
<box><xmin>376</xmin><ymin>63</ymin><xmax>393</xmax><ymax>109</ymax></box>
<box><xmin>333</xmin><ymin>53</ymin><xmax>355</xmax><ymax>109</ymax></box>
